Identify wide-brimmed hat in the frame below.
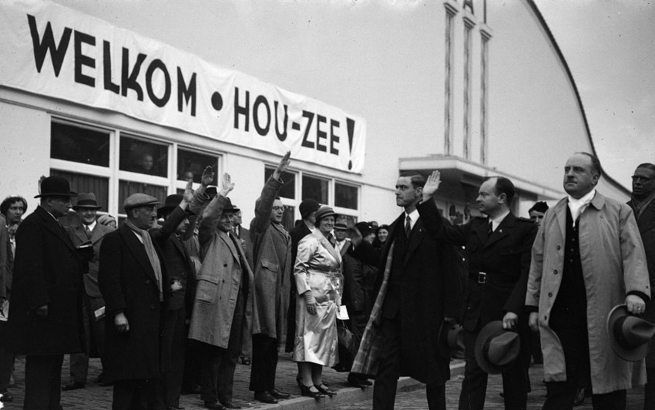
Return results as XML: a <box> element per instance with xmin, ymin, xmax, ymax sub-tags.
<box><xmin>73</xmin><ymin>193</ymin><xmax>101</xmax><ymax>210</ymax></box>
<box><xmin>438</xmin><ymin>320</ymin><xmax>465</xmax><ymax>359</ymax></box>
<box><xmin>158</xmin><ymin>194</ymin><xmax>183</xmax><ymax>218</ymax></box>
<box><xmin>35</xmin><ymin>176</ymin><xmax>77</xmax><ymax>198</ymax></box>
<box><xmin>315</xmin><ymin>205</ymin><xmax>337</xmax><ymax>223</ymax></box>
<box><xmin>334</xmin><ymin>222</ymin><xmax>348</xmax><ymax>231</ymax></box>
<box><xmin>474</xmin><ymin>321</ymin><xmax>521</xmax><ymax>374</ymax></box>
<box><xmin>123</xmin><ymin>193</ymin><xmax>159</xmax><ymax>211</ymax></box>
<box><xmin>607</xmin><ymin>304</ymin><xmax>655</xmax><ymax>362</ymax></box>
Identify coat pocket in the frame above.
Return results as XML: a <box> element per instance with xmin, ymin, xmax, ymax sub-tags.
<box><xmin>260</xmin><ymin>259</ymin><xmax>279</xmax><ymax>273</ymax></box>
<box><xmin>195</xmin><ymin>275</ymin><xmax>219</xmax><ymax>303</ymax></box>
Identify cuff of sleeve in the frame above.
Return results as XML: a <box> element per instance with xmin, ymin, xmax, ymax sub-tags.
<box><xmin>627</xmin><ymin>290</ymin><xmax>650</xmax><ymax>303</ymax></box>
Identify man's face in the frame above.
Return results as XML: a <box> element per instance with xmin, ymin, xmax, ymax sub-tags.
<box><xmin>529</xmin><ymin>210</ymin><xmax>545</xmax><ymax>226</ymax></box>
<box><xmin>632</xmin><ymin>166</ymin><xmax>655</xmax><ymax>200</ymax></box>
<box><xmin>334</xmin><ymin>229</ymin><xmax>347</xmax><ymax>241</ymax></box>
<box><xmin>77</xmin><ymin>208</ymin><xmax>97</xmax><ymax>225</ymax></box>
<box><xmin>130</xmin><ymin>205</ymin><xmax>157</xmax><ymax>229</ymax></box>
<box><xmin>47</xmin><ymin>196</ymin><xmax>72</xmax><ymax>218</ymax></box>
<box><xmin>217</xmin><ymin>212</ymin><xmax>233</xmax><ymax>232</ymax></box>
<box><xmin>563</xmin><ymin>154</ymin><xmax>598</xmax><ymax>199</ymax></box>
<box><xmin>230</xmin><ymin>210</ymin><xmax>243</xmax><ymax>226</ymax></box>
<box><xmin>175</xmin><ymin>217</ymin><xmax>190</xmax><ymax>235</ymax></box>
<box><xmin>476</xmin><ymin>178</ymin><xmax>502</xmax><ymax>216</ymax></box>
<box><xmin>6</xmin><ymin>200</ymin><xmax>25</xmax><ymax>225</ymax></box>
<box><xmin>395</xmin><ymin>177</ymin><xmax>421</xmax><ymax>208</ymax></box>
<box><xmin>270</xmin><ymin>199</ymin><xmax>284</xmax><ymax>224</ymax></box>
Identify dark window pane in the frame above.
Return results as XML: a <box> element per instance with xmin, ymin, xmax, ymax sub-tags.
<box><xmin>118</xmin><ymin>180</ymin><xmax>167</xmax><ymax>212</ymax></box>
<box><xmin>265</xmin><ymin>167</ymin><xmax>296</xmax><ymax>199</ymax></box>
<box><xmin>50</xmin><ymin>170</ymin><xmax>109</xmax><ymax>211</ymax></box>
<box><xmin>302</xmin><ymin>175</ymin><xmax>328</xmax><ymax>204</ymax></box>
<box><xmin>177</xmin><ymin>149</ymin><xmax>218</xmax><ymax>184</ymax></box>
<box><xmin>120</xmin><ymin>135</ymin><xmax>168</xmax><ymax>177</ymax></box>
<box><xmin>51</xmin><ymin>122</ymin><xmax>109</xmax><ymax>166</ymax></box>
<box><xmin>335</xmin><ymin>183</ymin><xmax>358</xmax><ymax>210</ymax></box>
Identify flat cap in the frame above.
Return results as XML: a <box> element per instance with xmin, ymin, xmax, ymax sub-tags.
<box><xmin>123</xmin><ymin>193</ymin><xmax>159</xmax><ymax>211</ymax></box>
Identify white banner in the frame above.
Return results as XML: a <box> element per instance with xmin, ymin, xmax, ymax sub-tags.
<box><xmin>0</xmin><ymin>0</ymin><xmax>366</xmax><ymax>173</ymax></box>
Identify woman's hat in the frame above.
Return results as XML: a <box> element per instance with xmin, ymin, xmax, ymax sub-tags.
<box><xmin>607</xmin><ymin>304</ymin><xmax>655</xmax><ymax>362</ymax></box>
<box><xmin>35</xmin><ymin>176</ymin><xmax>77</xmax><ymax>198</ymax></box>
<box><xmin>474</xmin><ymin>321</ymin><xmax>521</xmax><ymax>374</ymax></box>
<box><xmin>315</xmin><ymin>205</ymin><xmax>337</xmax><ymax>223</ymax></box>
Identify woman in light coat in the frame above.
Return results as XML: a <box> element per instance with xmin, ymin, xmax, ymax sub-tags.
<box><xmin>293</xmin><ymin>206</ymin><xmax>343</xmax><ymax>399</ymax></box>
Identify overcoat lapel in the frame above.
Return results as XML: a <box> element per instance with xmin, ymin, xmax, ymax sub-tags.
<box><xmin>218</xmin><ymin>231</ymin><xmax>240</xmax><ymax>266</ymax></box>
<box><xmin>474</xmin><ymin>220</ymin><xmax>490</xmax><ymax>246</ymax></box>
<box><xmin>119</xmin><ymin>225</ymin><xmax>158</xmax><ymax>284</ymax></box>
<box><xmin>555</xmin><ymin>200</ymin><xmax>567</xmax><ymax>239</ymax></box>
<box><xmin>36</xmin><ymin>207</ymin><xmax>76</xmax><ymax>252</ymax></box>
<box><xmin>311</xmin><ymin>230</ymin><xmax>341</xmax><ymax>264</ymax></box>
<box><xmin>404</xmin><ymin>219</ymin><xmax>425</xmax><ymax>266</ymax></box>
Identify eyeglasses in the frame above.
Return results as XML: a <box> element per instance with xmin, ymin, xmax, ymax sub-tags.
<box><xmin>272</xmin><ymin>206</ymin><xmax>285</xmax><ymax>211</ymax></box>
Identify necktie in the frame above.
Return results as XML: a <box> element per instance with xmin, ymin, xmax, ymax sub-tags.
<box><xmin>488</xmin><ymin>221</ymin><xmax>494</xmax><ymax>235</ymax></box>
<box><xmin>85</xmin><ymin>224</ymin><xmax>92</xmax><ymax>239</ymax></box>
<box><xmin>405</xmin><ymin>215</ymin><xmax>412</xmax><ymax>237</ymax></box>
<box><xmin>327</xmin><ymin>233</ymin><xmax>336</xmax><ymax>247</ymax></box>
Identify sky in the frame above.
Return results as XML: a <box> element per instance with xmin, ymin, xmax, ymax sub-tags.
<box><xmin>535</xmin><ymin>0</ymin><xmax>655</xmax><ymax>190</ymax></box>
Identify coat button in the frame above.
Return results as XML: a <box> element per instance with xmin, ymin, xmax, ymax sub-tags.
<box><xmin>145</xmin><ymin>279</ymin><xmax>151</xmax><ymax>284</ymax></box>
<box><xmin>544</xmin><ymin>315</ymin><xmax>548</xmax><ymax>321</ymax></box>
<box><xmin>553</xmin><ymin>270</ymin><xmax>558</xmax><ymax>275</ymax></box>
<box><xmin>556</xmin><ymin>245</ymin><xmax>561</xmax><ymax>250</ymax></box>
<box><xmin>548</xmin><ymin>292</ymin><xmax>553</xmax><ymax>297</ymax></box>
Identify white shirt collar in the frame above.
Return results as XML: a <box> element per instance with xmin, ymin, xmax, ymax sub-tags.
<box><xmin>489</xmin><ymin>209</ymin><xmax>510</xmax><ymax>231</ymax></box>
<box><xmin>84</xmin><ymin>220</ymin><xmax>97</xmax><ymax>232</ymax></box>
<box><xmin>405</xmin><ymin>208</ymin><xmax>420</xmax><ymax>230</ymax></box>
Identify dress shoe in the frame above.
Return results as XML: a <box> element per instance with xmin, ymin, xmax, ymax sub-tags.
<box><xmin>268</xmin><ymin>388</ymin><xmax>290</xmax><ymax>399</ymax></box>
<box><xmin>203</xmin><ymin>401</ymin><xmax>225</xmax><ymax>410</ymax></box>
<box><xmin>315</xmin><ymin>384</ymin><xmax>337</xmax><ymax>397</ymax></box>
<box><xmin>220</xmin><ymin>401</ymin><xmax>241</xmax><ymax>409</ymax></box>
<box><xmin>62</xmin><ymin>381</ymin><xmax>86</xmax><ymax>391</ymax></box>
<box><xmin>347</xmin><ymin>373</ymin><xmax>371</xmax><ymax>388</ymax></box>
<box><xmin>254</xmin><ymin>391</ymin><xmax>277</xmax><ymax>404</ymax></box>
<box><xmin>300</xmin><ymin>384</ymin><xmax>324</xmax><ymax>400</ymax></box>
<box><xmin>0</xmin><ymin>391</ymin><xmax>14</xmax><ymax>402</ymax></box>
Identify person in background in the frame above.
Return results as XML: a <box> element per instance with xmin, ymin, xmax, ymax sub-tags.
<box><xmin>372</xmin><ymin>224</ymin><xmax>389</xmax><ymax>250</ymax></box>
<box><xmin>356</xmin><ymin>222</ymin><xmax>376</xmax><ymax>245</ymax></box>
<box><xmin>231</xmin><ymin>206</ymin><xmax>254</xmax><ymax>367</ymax></box>
<box><xmin>528</xmin><ymin>201</ymin><xmax>549</xmax><ymax>227</ymax></box>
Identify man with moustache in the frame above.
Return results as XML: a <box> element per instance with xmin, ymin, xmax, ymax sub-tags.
<box><xmin>426</xmin><ymin>174</ymin><xmax>537</xmax><ymax>410</ymax></box>
<box><xmin>526</xmin><ymin>152</ymin><xmax>650</xmax><ymax>409</ymax></box>
<box><xmin>626</xmin><ymin>162</ymin><xmax>655</xmax><ymax>409</ymax></box>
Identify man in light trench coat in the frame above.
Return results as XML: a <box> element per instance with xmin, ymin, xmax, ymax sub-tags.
<box><xmin>525</xmin><ymin>152</ymin><xmax>650</xmax><ymax>409</ymax></box>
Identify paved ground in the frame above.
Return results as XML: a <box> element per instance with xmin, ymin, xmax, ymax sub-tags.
<box><xmin>0</xmin><ymin>355</ymin><xmax>645</xmax><ymax>409</ymax></box>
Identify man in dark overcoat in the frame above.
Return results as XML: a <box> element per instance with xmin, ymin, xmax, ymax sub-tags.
<box><xmin>351</xmin><ymin>171</ymin><xmax>463</xmax><ymax>410</ymax></box>
<box><xmin>627</xmin><ymin>162</ymin><xmax>655</xmax><ymax>408</ymax></box>
<box><xmin>99</xmin><ymin>185</ymin><xmax>202</xmax><ymax>409</ymax></box>
<box><xmin>7</xmin><ymin>176</ymin><xmax>85</xmax><ymax>409</ymax></box>
<box><xmin>428</xmin><ymin>174</ymin><xmax>537</xmax><ymax>410</ymax></box>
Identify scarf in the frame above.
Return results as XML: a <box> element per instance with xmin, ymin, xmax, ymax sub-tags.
<box><xmin>126</xmin><ymin>219</ymin><xmax>163</xmax><ymax>301</ymax></box>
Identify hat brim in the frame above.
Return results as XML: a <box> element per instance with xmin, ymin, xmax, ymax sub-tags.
<box><xmin>73</xmin><ymin>205</ymin><xmax>101</xmax><ymax>210</ymax></box>
<box><xmin>474</xmin><ymin>321</ymin><xmax>508</xmax><ymax>374</ymax></box>
<box><xmin>607</xmin><ymin>304</ymin><xmax>650</xmax><ymax>362</ymax></box>
<box><xmin>437</xmin><ymin>321</ymin><xmax>463</xmax><ymax>359</ymax></box>
<box><xmin>35</xmin><ymin>191</ymin><xmax>77</xmax><ymax>198</ymax></box>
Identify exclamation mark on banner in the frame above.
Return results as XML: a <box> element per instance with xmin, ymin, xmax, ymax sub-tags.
<box><xmin>346</xmin><ymin>117</ymin><xmax>355</xmax><ymax>170</ymax></box>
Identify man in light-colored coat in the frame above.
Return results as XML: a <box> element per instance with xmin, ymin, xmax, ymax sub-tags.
<box><xmin>526</xmin><ymin>152</ymin><xmax>650</xmax><ymax>409</ymax></box>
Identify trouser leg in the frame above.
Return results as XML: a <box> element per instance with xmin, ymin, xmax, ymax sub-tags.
<box><xmin>24</xmin><ymin>354</ymin><xmax>64</xmax><ymax>410</ymax></box>
<box><xmin>249</xmin><ymin>334</ymin><xmax>277</xmax><ymax>392</ymax></box>
<box><xmin>162</xmin><ymin>308</ymin><xmax>186</xmax><ymax>406</ymax></box>
<box><xmin>458</xmin><ymin>328</ymin><xmax>488</xmax><ymax>410</ymax></box>
<box><xmin>645</xmin><ymin>367</ymin><xmax>655</xmax><ymax>410</ymax></box>
<box><xmin>426</xmin><ymin>381</ymin><xmax>446</xmax><ymax>410</ymax></box>
<box><xmin>591</xmin><ymin>390</ymin><xmax>626</xmax><ymax>410</ymax></box>
<box><xmin>69</xmin><ymin>353</ymin><xmax>89</xmax><ymax>384</ymax></box>
<box><xmin>218</xmin><ymin>290</ymin><xmax>245</xmax><ymax>404</ymax></box>
<box><xmin>372</xmin><ymin>317</ymin><xmax>401</xmax><ymax>410</ymax></box>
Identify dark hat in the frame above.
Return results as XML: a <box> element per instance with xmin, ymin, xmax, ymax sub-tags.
<box><xmin>529</xmin><ymin>201</ymin><xmax>549</xmax><ymax>214</ymax></box>
<box><xmin>607</xmin><ymin>304</ymin><xmax>655</xmax><ymax>362</ymax></box>
<box><xmin>35</xmin><ymin>176</ymin><xmax>77</xmax><ymax>198</ymax></box>
<box><xmin>315</xmin><ymin>205</ymin><xmax>337</xmax><ymax>223</ymax></box>
<box><xmin>474</xmin><ymin>321</ymin><xmax>521</xmax><ymax>374</ymax></box>
<box><xmin>230</xmin><ymin>203</ymin><xmax>240</xmax><ymax>212</ymax></box>
<box><xmin>123</xmin><ymin>193</ymin><xmax>159</xmax><ymax>211</ymax></box>
<box><xmin>221</xmin><ymin>197</ymin><xmax>238</xmax><ymax>213</ymax></box>
<box><xmin>334</xmin><ymin>222</ymin><xmax>348</xmax><ymax>231</ymax></box>
<box><xmin>438</xmin><ymin>320</ymin><xmax>465</xmax><ymax>359</ymax></box>
<box><xmin>73</xmin><ymin>193</ymin><xmax>101</xmax><ymax>210</ymax></box>
<box><xmin>355</xmin><ymin>222</ymin><xmax>373</xmax><ymax>237</ymax></box>
<box><xmin>299</xmin><ymin>199</ymin><xmax>320</xmax><ymax>219</ymax></box>
<box><xmin>157</xmin><ymin>194</ymin><xmax>183</xmax><ymax>218</ymax></box>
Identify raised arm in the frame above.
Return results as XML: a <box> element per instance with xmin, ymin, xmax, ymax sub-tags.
<box><xmin>418</xmin><ymin>170</ymin><xmax>468</xmax><ymax>245</ymax></box>
<box><xmin>251</xmin><ymin>151</ymin><xmax>290</xmax><ymax>233</ymax></box>
<box><xmin>199</xmin><ymin>173</ymin><xmax>234</xmax><ymax>248</ymax></box>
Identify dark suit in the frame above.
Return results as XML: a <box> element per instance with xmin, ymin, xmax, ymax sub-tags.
<box><xmin>8</xmin><ymin>206</ymin><xmax>85</xmax><ymax>409</ymax></box>
<box><xmin>285</xmin><ymin>221</ymin><xmax>313</xmax><ymax>352</ymax></box>
<box><xmin>354</xmin><ymin>200</ymin><xmax>463</xmax><ymax>410</ymax></box>
<box><xmin>433</xmin><ymin>212</ymin><xmax>537</xmax><ymax>410</ymax></box>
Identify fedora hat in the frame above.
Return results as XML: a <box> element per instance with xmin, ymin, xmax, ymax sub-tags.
<box><xmin>221</xmin><ymin>197</ymin><xmax>238</xmax><ymax>213</ymax></box>
<box><xmin>437</xmin><ymin>320</ymin><xmax>465</xmax><ymax>359</ymax></box>
<box><xmin>474</xmin><ymin>321</ymin><xmax>521</xmax><ymax>374</ymax></box>
<box><xmin>607</xmin><ymin>304</ymin><xmax>655</xmax><ymax>362</ymax></box>
<box><xmin>35</xmin><ymin>176</ymin><xmax>77</xmax><ymax>198</ymax></box>
<box><xmin>157</xmin><ymin>194</ymin><xmax>183</xmax><ymax>218</ymax></box>
<box><xmin>73</xmin><ymin>193</ymin><xmax>101</xmax><ymax>210</ymax></box>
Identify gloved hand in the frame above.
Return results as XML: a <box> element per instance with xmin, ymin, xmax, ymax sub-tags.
<box><xmin>304</xmin><ymin>291</ymin><xmax>317</xmax><ymax>315</ymax></box>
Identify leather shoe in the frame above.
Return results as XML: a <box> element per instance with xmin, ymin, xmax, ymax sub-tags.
<box><xmin>254</xmin><ymin>391</ymin><xmax>277</xmax><ymax>404</ymax></box>
<box><xmin>268</xmin><ymin>388</ymin><xmax>290</xmax><ymax>399</ymax></box>
<box><xmin>203</xmin><ymin>401</ymin><xmax>225</xmax><ymax>410</ymax></box>
<box><xmin>0</xmin><ymin>391</ymin><xmax>13</xmax><ymax>402</ymax></box>
<box><xmin>220</xmin><ymin>401</ymin><xmax>241</xmax><ymax>409</ymax></box>
<box><xmin>62</xmin><ymin>382</ymin><xmax>85</xmax><ymax>391</ymax></box>
<box><xmin>347</xmin><ymin>373</ymin><xmax>371</xmax><ymax>388</ymax></box>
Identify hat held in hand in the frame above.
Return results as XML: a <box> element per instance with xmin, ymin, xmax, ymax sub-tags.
<box><xmin>438</xmin><ymin>319</ymin><xmax>465</xmax><ymax>359</ymax></box>
<box><xmin>474</xmin><ymin>320</ymin><xmax>521</xmax><ymax>374</ymax></box>
<box><xmin>607</xmin><ymin>304</ymin><xmax>655</xmax><ymax>362</ymax></box>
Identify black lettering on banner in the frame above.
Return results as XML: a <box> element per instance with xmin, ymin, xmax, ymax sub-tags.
<box><xmin>145</xmin><ymin>59</ymin><xmax>171</xmax><ymax>108</ymax></box>
<box><xmin>177</xmin><ymin>68</ymin><xmax>197</xmax><ymax>116</ymax></box>
<box><xmin>274</xmin><ymin>101</ymin><xmax>288</xmax><ymax>141</ymax></box>
<box><xmin>121</xmin><ymin>48</ymin><xmax>146</xmax><ymax>101</ymax></box>
<box><xmin>27</xmin><ymin>14</ymin><xmax>72</xmax><ymax>76</ymax></box>
<box><xmin>234</xmin><ymin>87</ymin><xmax>250</xmax><ymax>131</ymax></box>
<box><xmin>301</xmin><ymin>110</ymin><xmax>315</xmax><ymax>149</ymax></box>
<box><xmin>74</xmin><ymin>30</ymin><xmax>95</xmax><ymax>87</ymax></box>
<box><xmin>329</xmin><ymin>119</ymin><xmax>340</xmax><ymax>155</ymax></box>
<box><xmin>315</xmin><ymin>114</ymin><xmax>327</xmax><ymax>152</ymax></box>
<box><xmin>103</xmin><ymin>40</ymin><xmax>119</xmax><ymax>94</ymax></box>
<box><xmin>253</xmin><ymin>95</ymin><xmax>271</xmax><ymax>136</ymax></box>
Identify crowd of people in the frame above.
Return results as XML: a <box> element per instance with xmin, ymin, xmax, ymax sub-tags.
<box><xmin>0</xmin><ymin>151</ymin><xmax>654</xmax><ymax>410</ymax></box>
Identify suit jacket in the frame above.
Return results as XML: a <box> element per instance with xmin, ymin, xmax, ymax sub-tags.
<box><xmin>0</xmin><ymin>220</ymin><xmax>8</xmax><ymax>300</ymax></box>
<box><xmin>65</xmin><ymin>220</ymin><xmax>114</xmax><ymax>299</ymax></box>
<box><xmin>432</xmin><ymin>212</ymin><xmax>537</xmax><ymax>330</ymax></box>
<box><xmin>8</xmin><ymin>206</ymin><xmax>85</xmax><ymax>355</ymax></box>
<box><xmin>526</xmin><ymin>192</ymin><xmax>650</xmax><ymax>393</ymax></box>
<box><xmin>98</xmin><ymin>206</ymin><xmax>184</xmax><ymax>381</ymax></box>
<box><xmin>351</xmin><ymin>200</ymin><xmax>463</xmax><ymax>384</ymax></box>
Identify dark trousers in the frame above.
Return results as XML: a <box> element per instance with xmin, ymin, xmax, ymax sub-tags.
<box><xmin>458</xmin><ymin>323</ymin><xmax>529</xmax><ymax>410</ymax></box>
<box><xmin>24</xmin><ymin>354</ymin><xmax>64</xmax><ymax>410</ymax></box>
<box><xmin>112</xmin><ymin>379</ymin><xmax>164</xmax><ymax>410</ymax></box>
<box><xmin>373</xmin><ymin>317</ymin><xmax>446</xmax><ymax>410</ymax></box>
<box><xmin>543</xmin><ymin>382</ymin><xmax>626</xmax><ymax>410</ymax></box>
<box><xmin>645</xmin><ymin>367</ymin><xmax>655</xmax><ymax>410</ymax></box>
<box><xmin>0</xmin><ymin>322</ymin><xmax>14</xmax><ymax>393</ymax></box>
<box><xmin>161</xmin><ymin>308</ymin><xmax>187</xmax><ymax>407</ymax></box>
<box><xmin>249</xmin><ymin>334</ymin><xmax>279</xmax><ymax>392</ymax></box>
<box><xmin>70</xmin><ymin>295</ymin><xmax>107</xmax><ymax>383</ymax></box>
<box><xmin>200</xmin><ymin>290</ymin><xmax>245</xmax><ymax>404</ymax></box>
